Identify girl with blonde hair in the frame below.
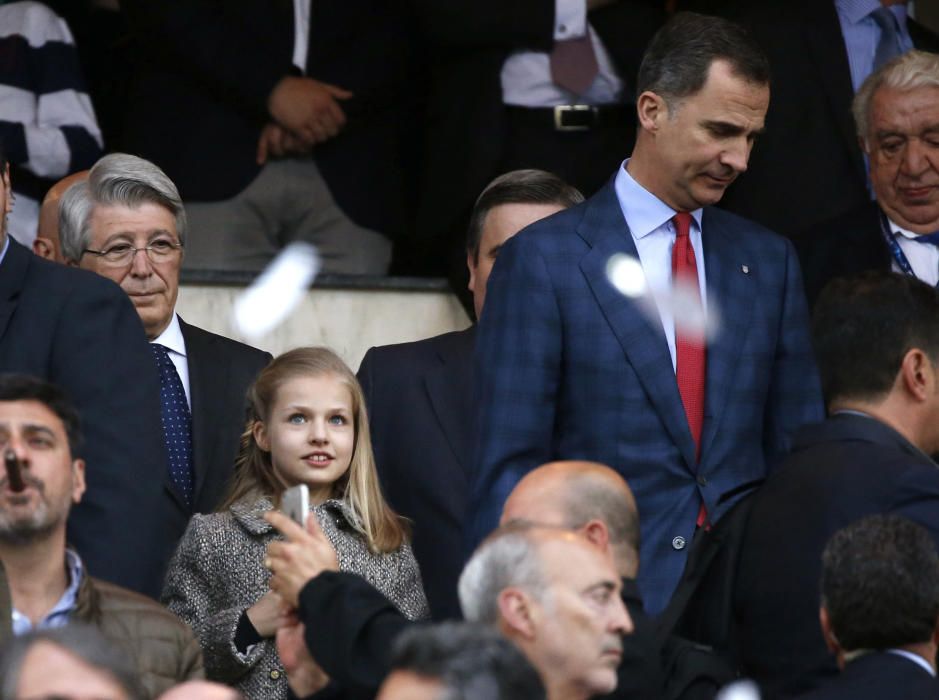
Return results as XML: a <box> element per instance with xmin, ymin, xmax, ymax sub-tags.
<box><xmin>162</xmin><ymin>347</ymin><xmax>428</xmax><ymax>699</ymax></box>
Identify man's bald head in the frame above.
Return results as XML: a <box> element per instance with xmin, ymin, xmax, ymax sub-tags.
<box><xmin>34</xmin><ymin>171</ymin><xmax>89</xmax><ymax>261</ymax></box>
<box><xmin>501</xmin><ymin>461</ymin><xmax>640</xmax><ymax>577</ymax></box>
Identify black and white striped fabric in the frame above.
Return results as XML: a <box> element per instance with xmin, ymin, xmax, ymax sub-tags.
<box><xmin>0</xmin><ymin>1</ymin><xmax>102</xmax><ymax>246</ymax></box>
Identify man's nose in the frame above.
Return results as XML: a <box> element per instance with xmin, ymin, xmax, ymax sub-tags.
<box><xmin>900</xmin><ymin>139</ymin><xmax>930</xmax><ymax>177</ymax></box>
<box><xmin>721</xmin><ymin>139</ymin><xmax>750</xmax><ymax>174</ymax></box>
<box><xmin>611</xmin><ymin>596</ymin><xmax>634</xmax><ymax>636</ymax></box>
<box><xmin>129</xmin><ymin>247</ymin><xmax>153</xmax><ymax>276</ymax></box>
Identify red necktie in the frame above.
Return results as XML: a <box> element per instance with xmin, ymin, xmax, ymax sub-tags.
<box><xmin>550</xmin><ymin>34</ymin><xmax>599</xmax><ymax>95</ymax></box>
<box><xmin>672</xmin><ymin>212</ymin><xmax>709</xmax><ymax>527</ymax></box>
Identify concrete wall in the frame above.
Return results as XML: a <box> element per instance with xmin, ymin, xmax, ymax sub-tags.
<box><xmin>176</xmin><ymin>283</ymin><xmax>471</xmax><ymax>370</ymax></box>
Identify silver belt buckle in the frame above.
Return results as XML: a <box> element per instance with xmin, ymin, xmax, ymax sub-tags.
<box><xmin>553</xmin><ymin>104</ymin><xmax>595</xmax><ymax>132</ymax></box>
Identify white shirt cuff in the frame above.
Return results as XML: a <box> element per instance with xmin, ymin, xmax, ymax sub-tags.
<box><xmin>555</xmin><ymin>0</ymin><xmax>588</xmax><ymax>40</ymax></box>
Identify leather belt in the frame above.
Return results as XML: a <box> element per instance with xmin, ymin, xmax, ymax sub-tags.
<box><xmin>505</xmin><ymin>104</ymin><xmax>632</xmax><ymax>132</ymax></box>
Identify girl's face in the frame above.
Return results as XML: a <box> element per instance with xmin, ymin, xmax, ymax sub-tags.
<box><xmin>254</xmin><ymin>373</ymin><xmax>355</xmax><ymax>504</ymax></box>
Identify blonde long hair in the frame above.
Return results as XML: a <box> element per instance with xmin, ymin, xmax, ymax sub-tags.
<box><xmin>218</xmin><ymin>347</ymin><xmax>407</xmax><ymax>553</ymax></box>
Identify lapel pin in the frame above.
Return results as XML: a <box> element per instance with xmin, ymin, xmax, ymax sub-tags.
<box><xmin>741</xmin><ymin>265</ymin><xmax>750</xmax><ymax>274</ymax></box>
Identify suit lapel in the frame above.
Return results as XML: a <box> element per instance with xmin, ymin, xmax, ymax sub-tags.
<box><xmin>804</xmin><ymin>3</ymin><xmax>866</xmax><ymax>184</ymax></box>
<box><xmin>698</xmin><ymin>210</ymin><xmax>753</xmax><ymax>463</ymax></box>
<box><xmin>179</xmin><ymin>317</ymin><xmax>226</xmax><ymax>508</ymax></box>
<box><xmin>578</xmin><ymin>185</ymin><xmax>698</xmax><ymax>471</ymax></box>
<box><xmin>0</xmin><ymin>239</ymin><xmax>31</xmax><ymax>346</ymax></box>
<box><xmin>422</xmin><ymin>328</ymin><xmax>475</xmax><ymax>477</ymax></box>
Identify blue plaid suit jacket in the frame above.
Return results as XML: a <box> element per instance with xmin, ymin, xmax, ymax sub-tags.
<box><xmin>468</xmin><ymin>181</ymin><xmax>824</xmax><ymax>614</ymax></box>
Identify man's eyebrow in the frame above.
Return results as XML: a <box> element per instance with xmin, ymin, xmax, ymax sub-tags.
<box><xmin>702</xmin><ymin>120</ymin><xmax>766</xmax><ymax>137</ymax></box>
<box><xmin>22</xmin><ymin>424</ymin><xmax>56</xmax><ymax>439</ymax></box>
<box><xmin>487</xmin><ymin>242</ymin><xmax>505</xmax><ymax>259</ymax></box>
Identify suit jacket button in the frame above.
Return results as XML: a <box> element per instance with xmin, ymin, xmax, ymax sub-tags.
<box><xmin>697</xmin><ymin>475</ymin><xmax>707</xmax><ymax>487</ymax></box>
<box><xmin>270</xmin><ymin>670</ymin><xmax>281</xmax><ymax>680</ymax></box>
<box><xmin>672</xmin><ymin>536</ymin><xmax>686</xmax><ymax>550</ymax></box>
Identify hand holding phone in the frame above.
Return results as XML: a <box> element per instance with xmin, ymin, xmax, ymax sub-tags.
<box><xmin>280</xmin><ymin>484</ymin><xmax>309</xmax><ymax>528</ymax></box>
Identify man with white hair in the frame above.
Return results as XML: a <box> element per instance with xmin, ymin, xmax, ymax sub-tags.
<box><xmin>458</xmin><ymin>526</ymin><xmax>632</xmax><ymax>700</ymax></box>
<box><xmin>800</xmin><ymin>50</ymin><xmax>939</xmax><ymax>306</ymax></box>
<box><xmin>59</xmin><ymin>153</ymin><xmax>271</xmax><ymax>561</ymax></box>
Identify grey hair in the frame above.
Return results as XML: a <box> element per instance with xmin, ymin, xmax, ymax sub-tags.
<box><xmin>59</xmin><ymin>153</ymin><xmax>187</xmax><ymax>263</ymax></box>
<box><xmin>458</xmin><ymin>526</ymin><xmax>549</xmax><ymax>625</ymax></box>
<box><xmin>853</xmin><ymin>50</ymin><xmax>939</xmax><ymax>143</ymax></box>
<box><xmin>0</xmin><ymin>624</ymin><xmax>144</xmax><ymax>700</ymax></box>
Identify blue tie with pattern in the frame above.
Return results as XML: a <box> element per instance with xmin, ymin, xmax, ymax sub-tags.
<box><xmin>871</xmin><ymin>7</ymin><xmax>902</xmax><ymax>70</ymax></box>
<box><xmin>150</xmin><ymin>343</ymin><xmax>194</xmax><ymax>508</ymax></box>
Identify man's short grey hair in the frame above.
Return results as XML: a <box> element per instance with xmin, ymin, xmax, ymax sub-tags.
<box><xmin>853</xmin><ymin>50</ymin><xmax>939</xmax><ymax>143</ymax></box>
<box><xmin>0</xmin><ymin>624</ymin><xmax>145</xmax><ymax>699</ymax></box>
<box><xmin>59</xmin><ymin>153</ymin><xmax>187</xmax><ymax>263</ymax></box>
<box><xmin>458</xmin><ymin>525</ymin><xmax>551</xmax><ymax>625</ymax></box>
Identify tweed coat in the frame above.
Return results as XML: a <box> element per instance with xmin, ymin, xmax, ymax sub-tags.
<box><xmin>162</xmin><ymin>496</ymin><xmax>428</xmax><ymax>700</ymax></box>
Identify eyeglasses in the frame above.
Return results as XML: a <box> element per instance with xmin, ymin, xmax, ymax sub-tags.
<box><xmin>82</xmin><ymin>239</ymin><xmax>183</xmax><ymax>266</ymax></box>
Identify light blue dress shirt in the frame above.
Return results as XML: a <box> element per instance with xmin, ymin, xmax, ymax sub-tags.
<box><xmin>12</xmin><ymin>549</ymin><xmax>85</xmax><ymax>635</ymax></box>
<box><xmin>614</xmin><ymin>161</ymin><xmax>706</xmax><ymax>371</ymax></box>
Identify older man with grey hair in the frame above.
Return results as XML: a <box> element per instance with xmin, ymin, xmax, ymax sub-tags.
<box><xmin>458</xmin><ymin>525</ymin><xmax>632</xmax><ymax>700</ymax></box>
<box><xmin>799</xmin><ymin>50</ymin><xmax>939</xmax><ymax>307</ymax></box>
<box><xmin>59</xmin><ymin>153</ymin><xmax>271</xmax><ymax>551</ymax></box>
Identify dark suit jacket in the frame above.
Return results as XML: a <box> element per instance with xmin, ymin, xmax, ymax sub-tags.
<box><xmin>795</xmin><ymin>652</ymin><xmax>939</xmax><ymax>700</ymax></box>
<box><xmin>720</xmin><ymin>0</ymin><xmax>939</xmax><ymax>240</ymax></box>
<box><xmin>298</xmin><ymin>571</ymin><xmax>664</xmax><ymax>700</ymax></box>
<box><xmin>120</xmin><ymin>0</ymin><xmax>422</xmax><ymax>239</ymax></box>
<box><xmin>796</xmin><ymin>201</ymin><xmax>889</xmax><ymax>308</ymax></box>
<box><xmin>0</xmin><ymin>238</ymin><xmax>168</xmax><ymax>597</ymax></box>
<box><xmin>411</xmin><ymin>0</ymin><xmax>664</xmax><ymax>273</ymax></box>
<box><xmin>174</xmin><ymin>318</ymin><xmax>270</xmax><ymax>519</ymax></box>
<box><xmin>356</xmin><ymin>328</ymin><xmax>474</xmax><ymax>621</ymax></box>
<box><xmin>734</xmin><ymin>413</ymin><xmax>939</xmax><ymax>699</ymax></box>
<box><xmin>469</xmin><ymin>181</ymin><xmax>824</xmax><ymax>615</ymax></box>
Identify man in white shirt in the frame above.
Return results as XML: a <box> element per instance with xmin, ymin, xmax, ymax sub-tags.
<box><xmin>799</xmin><ymin>50</ymin><xmax>939</xmax><ymax>306</ymax></box>
<box><xmin>57</xmin><ymin>154</ymin><xmax>271</xmax><ymax>552</ymax></box>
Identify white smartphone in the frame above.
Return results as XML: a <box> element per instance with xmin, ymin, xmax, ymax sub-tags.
<box><xmin>280</xmin><ymin>484</ymin><xmax>309</xmax><ymax>528</ymax></box>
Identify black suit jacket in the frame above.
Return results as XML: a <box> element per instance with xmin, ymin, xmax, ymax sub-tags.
<box><xmin>734</xmin><ymin>414</ymin><xmax>939</xmax><ymax>699</ymax></box>
<box><xmin>0</xmin><ymin>238</ymin><xmax>168</xmax><ymax>597</ymax></box>
<box><xmin>796</xmin><ymin>201</ymin><xmax>890</xmax><ymax>309</ymax></box>
<box><xmin>720</xmin><ymin>0</ymin><xmax>939</xmax><ymax>240</ymax></box>
<box><xmin>410</xmin><ymin>0</ymin><xmax>664</xmax><ymax>273</ymax></box>
<box><xmin>357</xmin><ymin>328</ymin><xmax>474</xmax><ymax>621</ymax></box>
<box><xmin>175</xmin><ymin>318</ymin><xmax>270</xmax><ymax>518</ymax></box>
<box><xmin>795</xmin><ymin>652</ymin><xmax>939</xmax><ymax>700</ymax></box>
<box><xmin>120</xmin><ymin>0</ymin><xmax>422</xmax><ymax>239</ymax></box>
<box><xmin>298</xmin><ymin>571</ymin><xmax>663</xmax><ymax>700</ymax></box>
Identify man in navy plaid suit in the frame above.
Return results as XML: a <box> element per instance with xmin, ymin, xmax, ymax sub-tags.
<box><xmin>468</xmin><ymin>12</ymin><xmax>825</xmax><ymax>615</ymax></box>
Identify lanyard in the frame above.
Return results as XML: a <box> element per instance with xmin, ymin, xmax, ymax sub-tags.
<box><xmin>878</xmin><ymin>211</ymin><xmax>939</xmax><ymax>287</ymax></box>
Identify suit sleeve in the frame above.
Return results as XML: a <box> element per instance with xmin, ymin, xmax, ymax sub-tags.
<box><xmin>762</xmin><ymin>240</ymin><xmax>825</xmax><ymax>463</ymax></box>
<box><xmin>412</xmin><ymin>0</ymin><xmax>555</xmax><ymax>52</ymax></box>
<box><xmin>466</xmin><ymin>234</ymin><xmax>562</xmax><ymax>550</ymax></box>
<box><xmin>299</xmin><ymin>571</ymin><xmax>413</xmax><ymax>693</ymax></box>
<box><xmin>54</xmin><ymin>277</ymin><xmax>169</xmax><ymax>597</ymax></box>
<box><xmin>120</xmin><ymin>0</ymin><xmax>293</xmax><ymax>119</ymax></box>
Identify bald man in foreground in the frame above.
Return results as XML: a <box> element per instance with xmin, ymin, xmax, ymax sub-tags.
<box><xmin>265</xmin><ymin>461</ymin><xmax>665</xmax><ymax>699</ymax></box>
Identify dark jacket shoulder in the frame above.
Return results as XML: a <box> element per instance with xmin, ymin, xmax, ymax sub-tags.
<box><xmin>178</xmin><ymin>318</ymin><xmax>272</xmax><ymax>366</ymax></box>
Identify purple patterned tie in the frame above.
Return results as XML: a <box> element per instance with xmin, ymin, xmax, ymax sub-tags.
<box><xmin>550</xmin><ymin>34</ymin><xmax>599</xmax><ymax>95</ymax></box>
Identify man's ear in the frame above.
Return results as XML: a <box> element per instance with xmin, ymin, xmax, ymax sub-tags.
<box><xmin>32</xmin><ymin>237</ymin><xmax>55</xmax><ymax>260</ymax></box>
<box><xmin>466</xmin><ymin>252</ymin><xmax>477</xmax><ymax>293</ymax></box>
<box><xmin>899</xmin><ymin>348</ymin><xmax>932</xmax><ymax>402</ymax></box>
<box><xmin>1</xmin><ymin>165</ymin><xmax>10</xmax><ymax>215</ymax></box>
<box><xmin>581</xmin><ymin>518</ymin><xmax>611</xmax><ymax>553</ymax></box>
<box><xmin>498</xmin><ymin>587</ymin><xmax>536</xmax><ymax>640</ymax></box>
<box><xmin>71</xmin><ymin>459</ymin><xmax>86</xmax><ymax>504</ymax></box>
<box><xmin>819</xmin><ymin>606</ymin><xmax>846</xmax><ymax>669</ymax></box>
<box><xmin>636</xmin><ymin>91</ymin><xmax>668</xmax><ymax>132</ymax></box>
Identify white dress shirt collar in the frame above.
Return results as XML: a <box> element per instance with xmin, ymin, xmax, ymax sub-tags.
<box><xmin>886</xmin><ymin>649</ymin><xmax>936</xmax><ymax>677</ymax></box>
<box><xmin>152</xmin><ymin>312</ymin><xmax>187</xmax><ymax>358</ymax></box>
